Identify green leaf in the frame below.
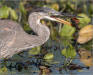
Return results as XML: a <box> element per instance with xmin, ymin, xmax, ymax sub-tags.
<box><xmin>0</xmin><ymin>6</ymin><xmax>18</xmax><ymax>20</ymax></box>
<box><xmin>60</xmin><ymin>24</ymin><xmax>75</xmax><ymax>38</ymax></box>
<box><xmin>51</xmin><ymin>3</ymin><xmax>59</xmax><ymax>11</ymax></box>
<box><xmin>44</xmin><ymin>53</ymin><xmax>54</xmax><ymax>60</ymax></box>
<box><xmin>62</xmin><ymin>48</ymin><xmax>67</xmax><ymax>57</ymax></box>
<box><xmin>78</xmin><ymin>14</ymin><xmax>91</xmax><ymax>28</ymax></box>
<box><xmin>29</xmin><ymin>46</ymin><xmax>41</xmax><ymax>55</ymax></box>
<box><xmin>0</xmin><ymin>66</ymin><xmax>7</xmax><ymax>73</ymax></box>
<box><xmin>80</xmin><ymin>39</ymin><xmax>93</xmax><ymax>50</ymax></box>
<box><xmin>9</xmin><ymin>8</ymin><xmax>18</xmax><ymax>20</ymax></box>
<box><xmin>23</xmin><ymin>23</ymin><xmax>32</xmax><ymax>32</ymax></box>
<box><xmin>0</xmin><ymin>6</ymin><xmax>10</xmax><ymax>18</ymax></box>
<box><xmin>61</xmin><ymin>45</ymin><xmax>76</xmax><ymax>58</ymax></box>
<box><xmin>61</xmin><ymin>38</ymin><xmax>71</xmax><ymax>47</ymax></box>
<box><xmin>19</xmin><ymin>2</ymin><xmax>26</xmax><ymax>15</ymax></box>
<box><xmin>50</xmin><ymin>25</ymin><xmax>58</xmax><ymax>40</ymax></box>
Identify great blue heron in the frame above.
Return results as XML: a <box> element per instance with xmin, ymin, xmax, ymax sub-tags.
<box><xmin>0</xmin><ymin>7</ymin><xmax>69</xmax><ymax>59</ymax></box>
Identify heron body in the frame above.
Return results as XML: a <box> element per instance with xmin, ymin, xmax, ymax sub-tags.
<box><xmin>0</xmin><ymin>12</ymin><xmax>51</xmax><ymax>59</ymax></box>
<box><xmin>0</xmin><ymin>7</ymin><xmax>63</xmax><ymax>59</ymax></box>
<box><xmin>0</xmin><ymin>6</ymin><xmax>80</xmax><ymax>60</ymax></box>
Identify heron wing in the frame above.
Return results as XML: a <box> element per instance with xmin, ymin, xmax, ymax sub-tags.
<box><xmin>0</xmin><ymin>27</ymin><xmax>16</xmax><ymax>57</ymax></box>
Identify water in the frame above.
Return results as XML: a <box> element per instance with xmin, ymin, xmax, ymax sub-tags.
<box><xmin>0</xmin><ymin>0</ymin><xmax>93</xmax><ymax>75</ymax></box>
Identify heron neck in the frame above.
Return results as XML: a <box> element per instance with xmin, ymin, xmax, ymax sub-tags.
<box><xmin>27</xmin><ymin>13</ymin><xmax>50</xmax><ymax>46</ymax></box>
<box><xmin>11</xmin><ymin>13</ymin><xmax>50</xmax><ymax>55</ymax></box>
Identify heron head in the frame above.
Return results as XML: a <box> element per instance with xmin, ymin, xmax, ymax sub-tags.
<box><xmin>36</xmin><ymin>7</ymin><xmax>62</xmax><ymax>21</ymax></box>
<box><xmin>31</xmin><ymin>7</ymin><xmax>71</xmax><ymax>25</ymax></box>
<box><xmin>33</xmin><ymin>7</ymin><xmax>61</xmax><ymax>16</ymax></box>
<box><xmin>42</xmin><ymin>7</ymin><xmax>61</xmax><ymax>16</ymax></box>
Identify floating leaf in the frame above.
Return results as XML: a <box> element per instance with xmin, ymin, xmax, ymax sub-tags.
<box><xmin>78</xmin><ymin>48</ymin><xmax>93</xmax><ymax>67</ymax></box>
<box><xmin>23</xmin><ymin>23</ymin><xmax>31</xmax><ymax>32</ymax></box>
<box><xmin>61</xmin><ymin>45</ymin><xmax>76</xmax><ymax>58</ymax></box>
<box><xmin>50</xmin><ymin>25</ymin><xmax>58</xmax><ymax>40</ymax></box>
<box><xmin>9</xmin><ymin>8</ymin><xmax>18</xmax><ymax>20</ymax></box>
<box><xmin>77</xmin><ymin>25</ymin><xmax>93</xmax><ymax>44</ymax></box>
<box><xmin>60</xmin><ymin>24</ymin><xmax>75</xmax><ymax>38</ymax></box>
<box><xmin>0</xmin><ymin>6</ymin><xmax>10</xmax><ymax>18</ymax></box>
<box><xmin>0</xmin><ymin>66</ymin><xmax>7</xmax><ymax>73</ymax></box>
<box><xmin>51</xmin><ymin>3</ymin><xmax>59</xmax><ymax>11</ymax></box>
<box><xmin>88</xmin><ymin>4</ymin><xmax>93</xmax><ymax>17</ymax></box>
<box><xmin>19</xmin><ymin>2</ymin><xmax>26</xmax><ymax>15</ymax></box>
<box><xmin>80</xmin><ymin>40</ymin><xmax>93</xmax><ymax>50</ymax></box>
<box><xmin>44</xmin><ymin>53</ymin><xmax>54</xmax><ymax>60</ymax></box>
<box><xmin>60</xmin><ymin>38</ymin><xmax>71</xmax><ymax>47</ymax></box>
<box><xmin>46</xmin><ymin>0</ymin><xmax>51</xmax><ymax>3</ymax></box>
<box><xmin>78</xmin><ymin>14</ymin><xmax>91</xmax><ymax>28</ymax></box>
<box><xmin>39</xmin><ymin>66</ymin><xmax>51</xmax><ymax>75</ymax></box>
<box><xmin>29</xmin><ymin>46</ymin><xmax>41</xmax><ymax>55</ymax></box>
<box><xmin>0</xmin><ymin>6</ymin><xmax>18</xmax><ymax>20</ymax></box>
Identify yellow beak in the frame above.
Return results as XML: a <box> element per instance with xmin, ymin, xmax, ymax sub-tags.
<box><xmin>53</xmin><ymin>17</ymin><xmax>71</xmax><ymax>26</ymax></box>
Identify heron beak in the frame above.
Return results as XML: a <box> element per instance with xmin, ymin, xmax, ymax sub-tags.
<box><xmin>51</xmin><ymin>16</ymin><xmax>71</xmax><ymax>26</ymax></box>
<box><xmin>45</xmin><ymin>16</ymin><xmax>71</xmax><ymax>26</ymax></box>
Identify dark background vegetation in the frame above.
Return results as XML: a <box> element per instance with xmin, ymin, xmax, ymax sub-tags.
<box><xmin>0</xmin><ymin>0</ymin><xmax>93</xmax><ymax>75</ymax></box>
